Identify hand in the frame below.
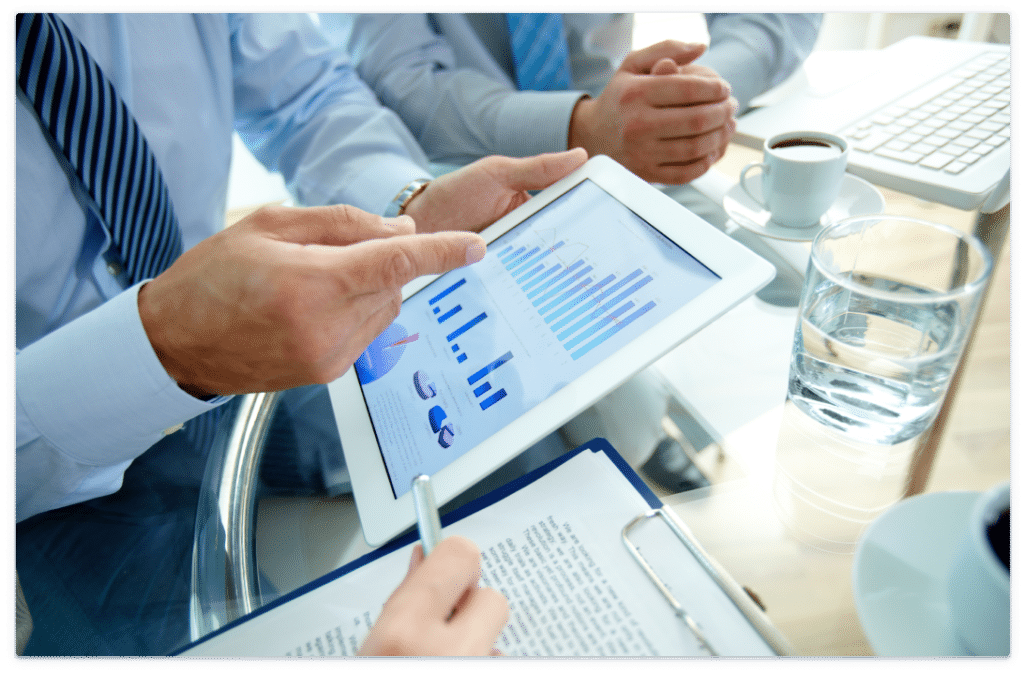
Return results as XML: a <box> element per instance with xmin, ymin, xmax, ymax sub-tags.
<box><xmin>403</xmin><ymin>148</ymin><xmax>588</xmax><ymax>234</ymax></box>
<box><xmin>358</xmin><ymin>536</ymin><xmax>509</xmax><ymax>656</ymax></box>
<box><xmin>138</xmin><ymin>204</ymin><xmax>486</xmax><ymax>397</ymax></box>
<box><xmin>568</xmin><ymin>40</ymin><xmax>738</xmax><ymax>184</ymax></box>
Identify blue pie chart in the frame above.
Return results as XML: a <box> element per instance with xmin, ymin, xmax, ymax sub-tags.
<box><xmin>354</xmin><ymin>322</ymin><xmax>409</xmax><ymax>384</ymax></box>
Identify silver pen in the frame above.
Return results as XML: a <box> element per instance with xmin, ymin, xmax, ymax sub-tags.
<box><xmin>411</xmin><ymin>474</ymin><xmax>443</xmax><ymax>556</ymax></box>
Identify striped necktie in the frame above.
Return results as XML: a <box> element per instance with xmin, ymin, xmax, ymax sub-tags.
<box><xmin>17</xmin><ymin>13</ymin><xmax>221</xmax><ymax>449</ymax></box>
<box><xmin>506</xmin><ymin>13</ymin><xmax>572</xmax><ymax>91</ymax></box>
<box><xmin>16</xmin><ymin>12</ymin><xmax>184</xmax><ymax>285</ymax></box>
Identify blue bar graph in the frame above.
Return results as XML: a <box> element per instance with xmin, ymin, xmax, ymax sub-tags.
<box><xmin>516</xmin><ymin>263</ymin><xmax>546</xmax><ymax>285</ymax></box>
<box><xmin>557</xmin><ymin>275</ymin><xmax>653</xmax><ymax>341</ymax></box>
<box><xmin>500</xmin><ymin>246</ymin><xmax>526</xmax><ymax>265</ymax></box>
<box><xmin>570</xmin><ymin>301</ymin><xmax>657</xmax><ymax>361</ymax></box>
<box><xmin>467</xmin><ymin>351</ymin><xmax>514</xmax><ymax>386</ymax></box>
<box><xmin>521</xmin><ymin>264</ymin><xmax>561</xmax><ymax>292</ymax></box>
<box><xmin>437</xmin><ymin>305</ymin><xmax>462</xmax><ymax>323</ymax></box>
<box><xmin>451</xmin><ymin>345</ymin><xmax>459</xmax><ymax>352</ymax></box>
<box><xmin>473</xmin><ymin>382</ymin><xmax>492</xmax><ymax>398</ymax></box>
<box><xmin>506</xmin><ymin>246</ymin><xmax>540</xmax><ymax>271</ymax></box>
<box><xmin>457</xmin><ymin>353</ymin><xmax>468</xmax><ymax>363</ymax></box>
<box><xmin>533</xmin><ymin>266</ymin><xmax>592</xmax><ymax>307</ymax></box>
<box><xmin>446</xmin><ymin>312</ymin><xmax>487</xmax><ymax>342</ymax></box>
<box><xmin>498</xmin><ymin>245</ymin><xmax>513</xmax><ymax>257</ymax></box>
<box><xmin>562</xmin><ymin>301</ymin><xmax>637</xmax><ymax>350</ymax></box>
<box><xmin>511</xmin><ymin>241</ymin><xmax>565</xmax><ymax>277</ymax></box>
<box><xmin>429</xmin><ymin>278</ymin><xmax>466</xmax><ymax>306</ymax></box>
<box><xmin>550</xmin><ymin>270</ymin><xmax>646</xmax><ymax>333</ymax></box>
<box><xmin>545</xmin><ymin>274</ymin><xmax>615</xmax><ymax>324</ymax></box>
<box><xmin>527</xmin><ymin>260</ymin><xmax>585</xmax><ymax>300</ymax></box>
<box><xmin>538</xmin><ymin>278</ymin><xmax>592</xmax><ymax>315</ymax></box>
<box><xmin>479</xmin><ymin>389</ymin><xmax>507</xmax><ymax>411</ymax></box>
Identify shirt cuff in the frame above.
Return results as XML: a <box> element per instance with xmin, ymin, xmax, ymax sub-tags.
<box><xmin>494</xmin><ymin>90</ymin><xmax>587</xmax><ymax>157</ymax></box>
<box><xmin>16</xmin><ymin>282</ymin><xmax>230</xmax><ymax>467</ymax></box>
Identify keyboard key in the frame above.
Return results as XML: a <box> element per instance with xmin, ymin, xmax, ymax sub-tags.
<box><xmin>941</xmin><ymin>143</ymin><xmax>969</xmax><ymax>157</ymax></box>
<box><xmin>920</xmin><ymin>153</ymin><xmax>956</xmax><ymax>170</ymax></box>
<box><xmin>899</xmin><ymin>131</ymin><xmax>925</xmax><ymax>144</ymax></box>
<box><xmin>959</xmin><ymin>152</ymin><xmax>983</xmax><ymax>165</ymax></box>
<box><xmin>935</xmin><ymin>127</ymin><xmax>962</xmax><ymax>139</ymax></box>
<box><xmin>966</xmin><ymin>128</ymin><xmax>994</xmax><ymax>141</ymax></box>
<box><xmin>852</xmin><ymin>131</ymin><xmax>894</xmax><ymax>152</ymax></box>
<box><xmin>884</xmin><ymin>139</ymin><xmax>912</xmax><ymax>151</ymax></box>
<box><xmin>979</xmin><ymin>120</ymin><xmax>1005</xmax><ymax>133</ymax></box>
<box><xmin>875</xmin><ymin>147</ymin><xmax>925</xmax><ymax>163</ymax></box>
<box><xmin>973</xmin><ymin>143</ymin><xmax>995</xmax><ymax>156</ymax></box>
<box><xmin>944</xmin><ymin>161</ymin><xmax>968</xmax><ymax>174</ymax></box>
<box><xmin>952</xmin><ymin>136</ymin><xmax>981</xmax><ymax>149</ymax></box>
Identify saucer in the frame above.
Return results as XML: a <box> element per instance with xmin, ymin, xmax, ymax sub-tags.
<box><xmin>724</xmin><ymin>173</ymin><xmax>885</xmax><ymax>242</ymax></box>
<box><xmin>851</xmin><ymin>490</ymin><xmax>980</xmax><ymax>656</ymax></box>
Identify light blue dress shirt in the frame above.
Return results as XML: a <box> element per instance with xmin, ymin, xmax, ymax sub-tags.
<box><xmin>15</xmin><ymin>13</ymin><xmax>431</xmax><ymax>522</ymax></box>
<box><xmin>327</xmin><ymin>13</ymin><xmax>822</xmax><ymax>165</ymax></box>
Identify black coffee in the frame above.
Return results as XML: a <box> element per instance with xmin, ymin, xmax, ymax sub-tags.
<box><xmin>986</xmin><ymin>507</ymin><xmax>1010</xmax><ymax>572</ymax></box>
<box><xmin>770</xmin><ymin>137</ymin><xmax>843</xmax><ymax>160</ymax></box>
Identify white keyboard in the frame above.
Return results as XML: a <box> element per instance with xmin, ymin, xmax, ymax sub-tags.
<box><xmin>842</xmin><ymin>51</ymin><xmax>1010</xmax><ymax>177</ymax></box>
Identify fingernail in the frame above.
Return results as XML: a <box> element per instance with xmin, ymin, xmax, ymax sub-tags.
<box><xmin>384</xmin><ymin>215</ymin><xmax>412</xmax><ymax>228</ymax></box>
<box><xmin>466</xmin><ymin>241</ymin><xmax>486</xmax><ymax>264</ymax></box>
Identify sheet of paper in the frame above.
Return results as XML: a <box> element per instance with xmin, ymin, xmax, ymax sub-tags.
<box><xmin>182</xmin><ymin>450</ymin><xmax>774</xmax><ymax>656</ymax></box>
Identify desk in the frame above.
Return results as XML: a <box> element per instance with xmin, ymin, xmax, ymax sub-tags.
<box><xmin>193</xmin><ymin>140</ymin><xmax>1010</xmax><ymax>655</ymax></box>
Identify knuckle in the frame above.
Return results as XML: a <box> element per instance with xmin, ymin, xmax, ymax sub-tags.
<box><xmin>380</xmin><ymin>246</ymin><xmax>419</xmax><ymax>287</ymax></box>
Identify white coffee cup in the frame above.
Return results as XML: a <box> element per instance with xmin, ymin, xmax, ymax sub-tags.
<box><xmin>739</xmin><ymin>131</ymin><xmax>849</xmax><ymax>228</ymax></box>
<box><xmin>946</xmin><ymin>480</ymin><xmax>1010</xmax><ymax>656</ymax></box>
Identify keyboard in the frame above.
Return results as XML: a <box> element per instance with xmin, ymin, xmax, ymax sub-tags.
<box><xmin>842</xmin><ymin>51</ymin><xmax>1010</xmax><ymax>178</ymax></box>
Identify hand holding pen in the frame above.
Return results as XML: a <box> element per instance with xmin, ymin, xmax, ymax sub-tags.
<box><xmin>357</xmin><ymin>475</ymin><xmax>509</xmax><ymax>656</ymax></box>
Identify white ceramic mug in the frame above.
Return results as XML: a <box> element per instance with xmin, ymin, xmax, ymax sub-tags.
<box><xmin>739</xmin><ymin>131</ymin><xmax>849</xmax><ymax>228</ymax></box>
<box><xmin>946</xmin><ymin>480</ymin><xmax>1010</xmax><ymax>656</ymax></box>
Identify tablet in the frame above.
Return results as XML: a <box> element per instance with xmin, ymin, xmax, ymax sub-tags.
<box><xmin>327</xmin><ymin>155</ymin><xmax>775</xmax><ymax>546</ymax></box>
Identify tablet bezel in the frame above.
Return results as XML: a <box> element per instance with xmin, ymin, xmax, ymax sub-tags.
<box><xmin>328</xmin><ymin>155</ymin><xmax>775</xmax><ymax>546</ymax></box>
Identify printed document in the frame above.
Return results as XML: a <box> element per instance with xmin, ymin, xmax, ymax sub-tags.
<box><xmin>182</xmin><ymin>449</ymin><xmax>775</xmax><ymax>656</ymax></box>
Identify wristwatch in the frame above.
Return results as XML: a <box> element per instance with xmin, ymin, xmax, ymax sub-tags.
<box><xmin>384</xmin><ymin>178</ymin><xmax>431</xmax><ymax>218</ymax></box>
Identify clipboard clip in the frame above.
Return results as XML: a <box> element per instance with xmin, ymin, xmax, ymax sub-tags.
<box><xmin>622</xmin><ymin>509</ymin><xmax>719</xmax><ymax>656</ymax></box>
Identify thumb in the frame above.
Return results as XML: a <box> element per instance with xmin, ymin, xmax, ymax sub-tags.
<box><xmin>337</xmin><ymin>231</ymin><xmax>487</xmax><ymax>293</ymax></box>
<box><xmin>622</xmin><ymin>40</ymin><xmax>706</xmax><ymax>73</ymax></box>
<box><xmin>495</xmin><ymin>148</ymin><xmax>588</xmax><ymax>193</ymax></box>
<box><xmin>650</xmin><ymin>57</ymin><xmax>679</xmax><ymax>76</ymax></box>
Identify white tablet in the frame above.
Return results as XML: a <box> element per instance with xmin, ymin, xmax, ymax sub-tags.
<box><xmin>327</xmin><ymin>155</ymin><xmax>775</xmax><ymax>546</ymax></box>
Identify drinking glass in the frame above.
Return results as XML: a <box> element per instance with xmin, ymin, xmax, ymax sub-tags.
<box><xmin>773</xmin><ymin>215</ymin><xmax>993</xmax><ymax>551</ymax></box>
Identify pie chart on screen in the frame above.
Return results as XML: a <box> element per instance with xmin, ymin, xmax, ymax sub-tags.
<box><xmin>353</xmin><ymin>322</ymin><xmax>417</xmax><ymax>384</ymax></box>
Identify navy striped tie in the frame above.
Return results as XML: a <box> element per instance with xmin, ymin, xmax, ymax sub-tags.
<box><xmin>506</xmin><ymin>13</ymin><xmax>572</xmax><ymax>91</ymax></box>
<box><xmin>16</xmin><ymin>13</ymin><xmax>183</xmax><ymax>285</ymax></box>
<box><xmin>17</xmin><ymin>13</ymin><xmax>221</xmax><ymax>449</ymax></box>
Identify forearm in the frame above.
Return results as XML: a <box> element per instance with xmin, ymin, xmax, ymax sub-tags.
<box><xmin>336</xmin><ymin>13</ymin><xmax>585</xmax><ymax>162</ymax></box>
<box><xmin>16</xmin><ymin>283</ymin><xmax>228</xmax><ymax>521</ymax></box>
<box><xmin>700</xmin><ymin>13</ymin><xmax>822</xmax><ymax>112</ymax></box>
<box><xmin>229</xmin><ymin>13</ymin><xmax>429</xmax><ymax>214</ymax></box>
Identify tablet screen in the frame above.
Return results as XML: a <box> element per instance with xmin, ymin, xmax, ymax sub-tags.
<box><xmin>353</xmin><ymin>179</ymin><xmax>720</xmax><ymax>498</ymax></box>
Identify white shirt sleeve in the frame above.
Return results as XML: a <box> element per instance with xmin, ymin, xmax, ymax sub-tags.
<box><xmin>16</xmin><ymin>282</ymin><xmax>229</xmax><ymax>522</ymax></box>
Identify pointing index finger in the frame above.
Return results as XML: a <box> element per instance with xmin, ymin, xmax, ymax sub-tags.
<box><xmin>336</xmin><ymin>231</ymin><xmax>487</xmax><ymax>294</ymax></box>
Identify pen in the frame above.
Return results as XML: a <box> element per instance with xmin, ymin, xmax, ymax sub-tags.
<box><xmin>411</xmin><ymin>474</ymin><xmax>442</xmax><ymax>556</ymax></box>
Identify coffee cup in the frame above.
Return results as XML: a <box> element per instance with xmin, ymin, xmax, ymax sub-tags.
<box><xmin>739</xmin><ymin>131</ymin><xmax>849</xmax><ymax>228</ymax></box>
<box><xmin>946</xmin><ymin>480</ymin><xmax>1010</xmax><ymax>656</ymax></box>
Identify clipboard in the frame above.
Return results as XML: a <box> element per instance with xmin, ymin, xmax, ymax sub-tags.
<box><xmin>178</xmin><ymin>438</ymin><xmax>793</xmax><ymax>656</ymax></box>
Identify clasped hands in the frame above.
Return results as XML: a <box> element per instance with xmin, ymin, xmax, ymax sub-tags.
<box><xmin>570</xmin><ymin>40</ymin><xmax>738</xmax><ymax>185</ymax></box>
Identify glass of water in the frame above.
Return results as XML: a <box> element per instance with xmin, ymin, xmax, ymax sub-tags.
<box><xmin>773</xmin><ymin>215</ymin><xmax>993</xmax><ymax>551</ymax></box>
